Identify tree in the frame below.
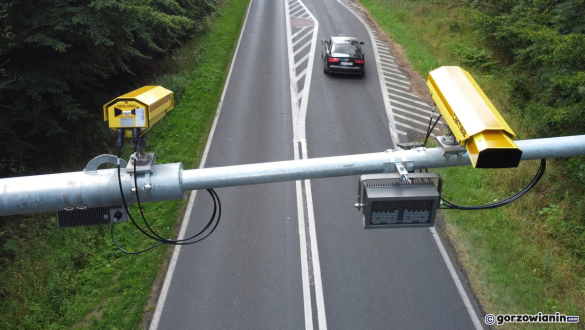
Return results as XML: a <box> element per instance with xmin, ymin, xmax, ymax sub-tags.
<box><xmin>0</xmin><ymin>0</ymin><xmax>216</xmax><ymax>176</ymax></box>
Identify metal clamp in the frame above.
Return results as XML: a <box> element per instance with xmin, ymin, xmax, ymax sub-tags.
<box><xmin>395</xmin><ymin>162</ymin><xmax>409</xmax><ymax>181</ymax></box>
<box><xmin>436</xmin><ymin>133</ymin><xmax>466</xmax><ymax>155</ymax></box>
<box><xmin>435</xmin><ymin>132</ymin><xmax>467</xmax><ymax>166</ymax></box>
<box><xmin>127</xmin><ymin>152</ymin><xmax>156</xmax><ymax>174</ymax></box>
<box><xmin>382</xmin><ymin>150</ymin><xmax>413</xmax><ymax>181</ymax></box>
<box><xmin>84</xmin><ymin>154</ymin><xmax>128</xmax><ymax>172</ymax></box>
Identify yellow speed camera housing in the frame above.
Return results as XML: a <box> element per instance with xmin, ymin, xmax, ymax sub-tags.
<box><xmin>427</xmin><ymin>67</ymin><xmax>522</xmax><ymax>168</ymax></box>
<box><xmin>103</xmin><ymin>86</ymin><xmax>174</xmax><ymax>138</ymax></box>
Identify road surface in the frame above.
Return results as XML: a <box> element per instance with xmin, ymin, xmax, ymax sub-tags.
<box><xmin>151</xmin><ymin>0</ymin><xmax>486</xmax><ymax>329</ymax></box>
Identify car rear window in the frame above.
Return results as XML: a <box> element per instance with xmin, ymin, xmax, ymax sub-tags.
<box><xmin>331</xmin><ymin>44</ymin><xmax>359</xmax><ymax>54</ymax></box>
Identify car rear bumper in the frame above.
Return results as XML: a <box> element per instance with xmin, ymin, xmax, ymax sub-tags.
<box><xmin>326</xmin><ymin>65</ymin><xmax>365</xmax><ymax>74</ymax></box>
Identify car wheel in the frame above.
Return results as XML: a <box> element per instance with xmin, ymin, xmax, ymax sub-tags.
<box><xmin>323</xmin><ymin>67</ymin><xmax>328</xmax><ymax>74</ymax></box>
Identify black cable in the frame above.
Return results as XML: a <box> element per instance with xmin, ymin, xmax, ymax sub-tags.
<box><xmin>116</xmin><ymin>148</ymin><xmax>169</xmax><ymax>242</ymax></box>
<box><xmin>171</xmin><ymin>188</ymin><xmax>222</xmax><ymax>245</ymax></box>
<box><xmin>424</xmin><ymin>114</ymin><xmax>442</xmax><ymax>146</ymax></box>
<box><xmin>111</xmin><ymin>146</ymin><xmax>222</xmax><ymax>254</ymax></box>
<box><xmin>113</xmin><ymin>147</ymin><xmax>169</xmax><ymax>252</ymax></box>
<box><xmin>419</xmin><ymin>109</ymin><xmax>544</xmax><ymax>211</ymax></box>
<box><xmin>111</xmin><ymin>219</ymin><xmax>164</xmax><ymax>254</ymax></box>
<box><xmin>131</xmin><ymin>154</ymin><xmax>220</xmax><ymax>244</ymax></box>
<box><xmin>113</xmin><ymin>149</ymin><xmax>167</xmax><ymax>254</ymax></box>
<box><xmin>424</xmin><ymin>106</ymin><xmax>435</xmax><ymax>144</ymax></box>
<box><xmin>439</xmin><ymin>159</ymin><xmax>546</xmax><ymax>210</ymax></box>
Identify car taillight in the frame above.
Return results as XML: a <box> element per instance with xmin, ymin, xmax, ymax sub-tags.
<box><xmin>354</xmin><ymin>59</ymin><xmax>365</xmax><ymax>64</ymax></box>
<box><xmin>328</xmin><ymin>58</ymin><xmax>340</xmax><ymax>63</ymax></box>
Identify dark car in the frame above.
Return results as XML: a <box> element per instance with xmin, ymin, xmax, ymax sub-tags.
<box><xmin>321</xmin><ymin>36</ymin><xmax>365</xmax><ymax>75</ymax></box>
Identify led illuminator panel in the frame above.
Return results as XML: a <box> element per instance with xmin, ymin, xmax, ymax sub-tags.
<box><xmin>357</xmin><ymin>173</ymin><xmax>441</xmax><ymax>229</ymax></box>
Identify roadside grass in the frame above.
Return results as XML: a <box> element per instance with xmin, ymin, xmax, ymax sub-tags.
<box><xmin>359</xmin><ymin>0</ymin><xmax>585</xmax><ymax>327</ymax></box>
<box><xmin>0</xmin><ymin>0</ymin><xmax>250</xmax><ymax>328</ymax></box>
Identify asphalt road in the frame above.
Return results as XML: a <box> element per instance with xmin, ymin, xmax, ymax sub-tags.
<box><xmin>152</xmin><ymin>0</ymin><xmax>487</xmax><ymax>329</ymax></box>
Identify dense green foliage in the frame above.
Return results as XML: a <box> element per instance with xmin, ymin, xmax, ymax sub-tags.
<box><xmin>0</xmin><ymin>0</ymin><xmax>251</xmax><ymax>327</ymax></box>
<box><xmin>360</xmin><ymin>0</ymin><xmax>585</xmax><ymax>324</ymax></box>
<box><xmin>474</xmin><ymin>0</ymin><xmax>585</xmax><ymax>138</ymax></box>
<box><xmin>0</xmin><ymin>0</ymin><xmax>217</xmax><ymax>176</ymax></box>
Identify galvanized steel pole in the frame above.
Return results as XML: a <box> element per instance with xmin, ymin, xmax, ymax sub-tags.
<box><xmin>180</xmin><ymin>135</ymin><xmax>585</xmax><ymax>190</ymax></box>
<box><xmin>1</xmin><ymin>135</ymin><xmax>584</xmax><ymax>217</ymax></box>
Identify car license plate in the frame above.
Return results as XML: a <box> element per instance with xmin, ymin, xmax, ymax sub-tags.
<box><xmin>340</xmin><ymin>62</ymin><xmax>353</xmax><ymax>66</ymax></box>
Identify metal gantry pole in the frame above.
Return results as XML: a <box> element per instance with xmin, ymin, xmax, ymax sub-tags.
<box><xmin>180</xmin><ymin>135</ymin><xmax>585</xmax><ymax>189</ymax></box>
<box><xmin>1</xmin><ymin>135</ymin><xmax>584</xmax><ymax>217</ymax></box>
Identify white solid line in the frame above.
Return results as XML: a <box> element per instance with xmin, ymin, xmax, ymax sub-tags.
<box><xmin>295</xmin><ymin>164</ymin><xmax>315</xmax><ymax>330</ymax></box>
<box><xmin>286</xmin><ymin>0</ymin><xmax>315</xmax><ymax>328</ymax></box>
<box><xmin>289</xmin><ymin>0</ymin><xmax>328</xmax><ymax>328</ymax></box>
<box><xmin>292</xmin><ymin>26</ymin><xmax>310</xmax><ymax>39</ymax></box>
<box><xmin>302</xmin><ymin>142</ymin><xmax>328</xmax><ymax>330</ymax></box>
<box><xmin>337</xmin><ymin>2</ymin><xmax>484</xmax><ymax>329</ymax></box>
<box><xmin>293</xmin><ymin>29</ymin><xmax>313</xmax><ymax>47</ymax></box>
<box><xmin>148</xmin><ymin>1</ymin><xmax>255</xmax><ymax>330</ymax></box>
<box><xmin>430</xmin><ymin>227</ymin><xmax>484</xmax><ymax>330</ymax></box>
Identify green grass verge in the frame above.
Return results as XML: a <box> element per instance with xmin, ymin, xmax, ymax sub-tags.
<box><xmin>0</xmin><ymin>0</ymin><xmax>250</xmax><ymax>328</ymax></box>
<box><xmin>359</xmin><ymin>0</ymin><xmax>585</xmax><ymax>328</ymax></box>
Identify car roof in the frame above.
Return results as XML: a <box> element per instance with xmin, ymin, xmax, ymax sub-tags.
<box><xmin>331</xmin><ymin>37</ymin><xmax>359</xmax><ymax>44</ymax></box>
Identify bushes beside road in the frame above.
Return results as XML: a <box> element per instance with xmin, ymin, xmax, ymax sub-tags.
<box><xmin>0</xmin><ymin>0</ymin><xmax>217</xmax><ymax>176</ymax></box>
<box><xmin>359</xmin><ymin>0</ymin><xmax>585</xmax><ymax>325</ymax></box>
<box><xmin>0</xmin><ymin>0</ymin><xmax>251</xmax><ymax>328</ymax></box>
